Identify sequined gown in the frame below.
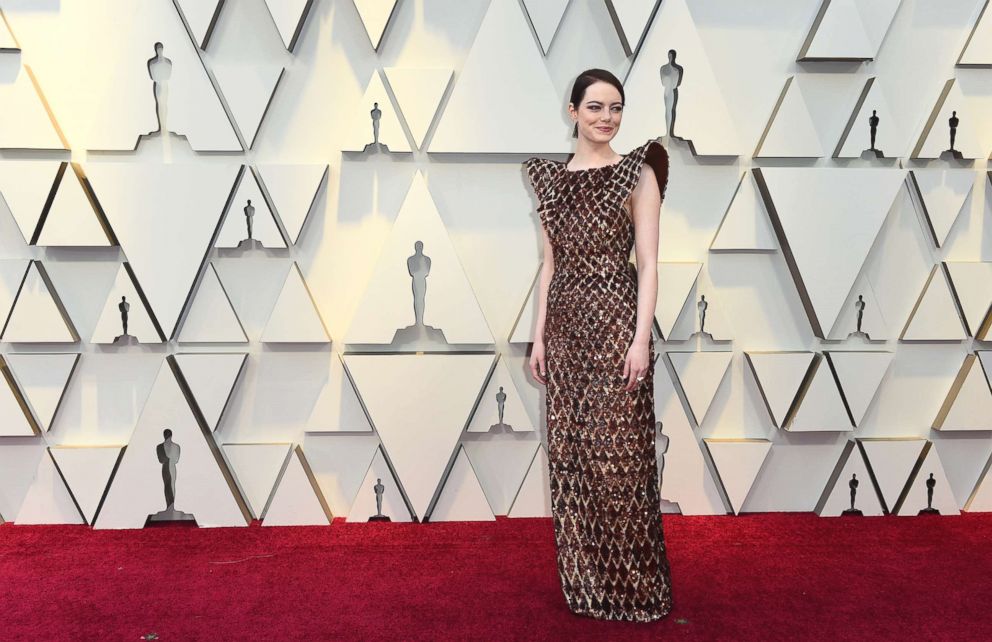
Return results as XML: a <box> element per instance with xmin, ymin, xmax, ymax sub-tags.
<box><xmin>523</xmin><ymin>138</ymin><xmax>673</xmax><ymax>621</ymax></box>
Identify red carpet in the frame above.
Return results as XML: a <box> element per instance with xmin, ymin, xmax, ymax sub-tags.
<box><xmin>2</xmin><ymin>512</ymin><xmax>990</xmax><ymax>641</ymax></box>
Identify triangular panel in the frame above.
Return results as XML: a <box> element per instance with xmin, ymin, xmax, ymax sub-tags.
<box><xmin>223</xmin><ymin>443</ymin><xmax>291</xmax><ymax>519</ymax></box>
<box><xmin>1</xmin><ymin>260</ymin><xmax>78</xmax><ymax>343</ymax></box>
<box><xmin>343</xmin><ymin>353</ymin><xmax>494</xmax><ymax>519</ymax></box>
<box><xmin>177</xmin><ymin>263</ymin><xmax>248</xmax><ymax>344</ymax></box>
<box><xmin>256</xmin><ymin>163</ymin><xmax>327</xmax><ymax>245</ymax></box>
<box><xmin>507</xmin><ymin>444</ymin><xmax>552</xmax><ymax>518</ymax></box>
<box><xmin>754</xmin><ymin>167</ymin><xmax>906</xmax><ymax>337</ymax></box>
<box><xmin>49</xmin><ymin>446</ymin><xmax>124</xmax><ymax>524</ymax></box>
<box><xmin>174</xmin><ymin>353</ymin><xmax>247</xmax><ymax>431</ymax></box>
<box><xmin>429</xmin><ymin>0</ymin><xmax>570</xmax><ymax>153</ymax></box>
<box><xmin>260</xmin><ymin>262</ymin><xmax>329</xmax><ymax>343</ymax></box>
<box><xmin>666</xmin><ymin>351</ymin><xmax>733</xmax><ymax>427</ymax></box>
<box><xmin>15</xmin><ymin>450</ymin><xmax>84</xmax><ymax>525</ymax></box>
<box><xmin>263</xmin><ymin>445</ymin><xmax>332</xmax><ymax>526</ymax></box>
<box><xmin>704</xmin><ymin>439</ymin><xmax>772</xmax><ymax>514</ymax></box>
<box><xmin>4</xmin><ymin>352</ymin><xmax>79</xmax><ymax>432</ymax></box>
<box><xmin>94</xmin><ymin>358</ymin><xmax>250</xmax><ymax>529</ymax></box>
<box><xmin>428</xmin><ymin>445</ymin><xmax>496</xmax><ymax>522</ymax></box>
<box><xmin>84</xmin><ymin>162</ymin><xmax>240</xmax><ymax>339</ymax></box>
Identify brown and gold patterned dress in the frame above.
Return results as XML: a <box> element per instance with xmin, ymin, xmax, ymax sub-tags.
<box><xmin>524</xmin><ymin>138</ymin><xmax>673</xmax><ymax>622</ymax></box>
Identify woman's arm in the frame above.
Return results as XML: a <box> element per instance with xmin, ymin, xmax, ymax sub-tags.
<box><xmin>622</xmin><ymin>162</ymin><xmax>661</xmax><ymax>391</ymax></box>
<box><xmin>529</xmin><ymin>227</ymin><xmax>554</xmax><ymax>385</ymax></box>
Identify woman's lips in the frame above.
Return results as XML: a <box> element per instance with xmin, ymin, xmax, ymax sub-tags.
<box><xmin>596</xmin><ymin>127</ymin><xmax>612</xmax><ymax>132</ymax></box>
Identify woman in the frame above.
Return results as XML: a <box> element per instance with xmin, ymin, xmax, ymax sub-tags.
<box><xmin>523</xmin><ymin>68</ymin><xmax>673</xmax><ymax>622</ymax></box>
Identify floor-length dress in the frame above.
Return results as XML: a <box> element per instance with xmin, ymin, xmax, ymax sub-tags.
<box><xmin>523</xmin><ymin>138</ymin><xmax>673</xmax><ymax>621</ymax></box>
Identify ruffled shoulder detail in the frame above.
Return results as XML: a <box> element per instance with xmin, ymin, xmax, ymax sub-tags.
<box><xmin>523</xmin><ymin>157</ymin><xmax>559</xmax><ymax>205</ymax></box>
<box><xmin>616</xmin><ymin>138</ymin><xmax>670</xmax><ymax>205</ymax></box>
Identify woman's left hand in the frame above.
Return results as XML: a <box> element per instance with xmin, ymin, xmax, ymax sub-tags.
<box><xmin>622</xmin><ymin>340</ymin><xmax>651</xmax><ymax>391</ymax></box>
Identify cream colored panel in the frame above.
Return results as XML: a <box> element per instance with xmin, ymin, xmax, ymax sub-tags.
<box><xmin>212</xmin><ymin>62</ymin><xmax>284</xmax><ymax>149</ymax></box>
<box><xmin>223</xmin><ymin>443</ymin><xmax>291</xmax><ymax>519</ymax></box>
<box><xmin>614</xmin><ymin>0</ymin><xmax>740</xmax><ymax>156</ymax></box>
<box><xmin>655</xmin><ymin>262</ymin><xmax>701</xmax><ymax>340</ymax></box>
<box><xmin>466</xmin><ymin>354</ymin><xmax>534</xmax><ymax>433</ymax></box>
<box><xmin>262</xmin><ymin>0</ymin><xmax>314</xmax><ymax>51</ymax></box>
<box><xmin>755</xmin><ymin>167</ymin><xmax>906</xmax><ymax>337</ymax></box>
<box><xmin>5</xmin><ymin>352</ymin><xmax>79</xmax><ymax>432</ymax></box>
<box><xmin>0</xmin><ymin>442</ymin><xmax>46</xmax><ymax>518</ymax></box>
<box><xmin>835</xmin><ymin>77</ymin><xmax>906</xmax><ymax>158</ymax></box>
<box><xmin>4</xmin><ymin>0</ymin><xmax>239</xmax><ymax>151</ymax></box>
<box><xmin>15</xmin><ymin>450</ymin><xmax>84</xmax><ymax>524</ymax></box>
<box><xmin>90</xmin><ymin>264</ymin><xmax>163</xmax><ymax>344</ymax></box>
<box><xmin>429</xmin><ymin>0</ymin><xmax>570</xmax><ymax>153</ymax></box>
<box><xmin>966</xmin><ymin>455</ymin><xmax>992</xmax><ymax>511</ymax></box>
<box><xmin>0</xmin><ymin>65</ymin><xmax>64</xmax><ymax>150</ymax></box>
<box><xmin>352</xmin><ymin>0</ymin><xmax>398</xmax><ymax>50</ymax></box>
<box><xmin>667</xmin><ymin>351</ymin><xmax>733</xmax><ymax>427</ymax></box>
<box><xmin>177</xmin><ymin>263</ymin><xmax>248</xmax><ymax>344</ymax></box>
<box><xmin>1</xmin><ymin>261</ymin><xmax>78</xmax><ymax>343</ymax></box>
<box><xmin>827</xmin><ymin>351</ymin><xmax>893</xmax><ymax>426</ymax></box>
<box><xmin>799</xmin><ymin>0</ymin><xmax>899</xmax><ymax>62</ymax></box>
<box><xmin>789</xmin><ymin>357</ymin><xmax>853</xmax><ymax>432</ymax></box>
<box><xmin>255</xmin><ymin>164</ymin><xmax>327</xmax><ymax>245</ymax></box>
<box><xmin>704</xmin><ymin>439</ymin><xmax>772</xmax><ymax>514</ymax></box>
<box><xmin>521</xmin><ymin>0</ymin><xmax>569</xmax><ymax>55</ymax></box>
<box><xmin>174</xmin><ymin>0</ymin><xmax>225</xmax><ymax>50</ymax></box>
<box><xmin>605</xmin><ymin>0</ymin><xmax>658</xmax><ymax>55</ymax></box>
<box><xmin>799</xmin><ymin>0</ymin><xmax>872</xmax><ymax>61</ymax></box>
<box><xmin>260</xmin><ymin>262</ymin><xmax>330</xmax><ymax>343</ymax></box>
<box><xmin>94</xmin><ymin>359</ymin><xmax>249</xmax><ymax>529</ymax></box>
<box><xmin>895</xmin><ymin>443</ymin><xmax>960</xmax><ymax>515</ymax></box>
<box><xmin>464</xmin><ymin>440</ymin><xmax>541</xmax><ymax>516</ymax></box>
<box><xmin>174</xmin><ymin>353</ymin><xmax>247</xmax><ymax>431</ymax></box>
<box><xmin>508</xmin><ymin>263</ymin><xmax>541</xmax><ymax>344</ymax></box>
<box><xmin>912</xmin><ymin>79</ymin><xmax>984</xmax><ymax>160</ymax></box>
<box><xmin>900</xmin><ymin>265</ymin><xmax>968</xmax><ymax>341</ymax></box>
<box><xmin>344</xmin><ymin>173</ymin><xmax>494</xmax><ymax>346</ymax></box>
<box><xmin>943</xmin><ymin>261</ymin><xmax>992</xmax><ymax>337</ymax></box>
<box><xmin>909</xmin><ymin>169</ymin><xmax>974</xmax><ymax>248</ymax></box>
<box><xmin>36</xmin><ymin>164</ymin><xmax>111</xmax><ymax>247</ymax></box>
<box><xmin>0</xmin><ymin>161</ymin><xmax>61</xmax><ymax>244</ymax></box>
<box><xmin>0</xmin><ymin>357</ymin><xmax>37</xmax><ymax>436</ymax></box>
<box><xmin>429</xmin><ymin>445</ymin><xmax>496</xmax><ymax>522</ymax></box>
<box><xmin>828</xmin><ymin>275</ymin><xmax>889</xmax><ymax>340</ymax></box>
<box><xmin>263</xmin><ymin>446</ymin><xmax>332</xmax><ymax>526</ymax></box>
<box><xmin>344</xmin><ymin>353</ymin><xmax>493</xmax><ymax>519</ymax></box>
<box><xmin>932</xmin><ymin>354</ymin><xmax>992</xmax><ymax>431</ymax></box>
<box><xmin>49</xmin><ymin>445</ymin><xmax>123</xmax><ymax>524</ymax></box>
<box><xmin>0</xmin><ymin>260</ymin><xmax>28</xmax><ymax>327</ymax></box>
<box><xmin>755</xmin><ymin>77</ymin><xmax>824</xmax><ymax>158</ymax></box>
<box><xmin>340</xmin><ymin>69</ymin><xmax>411</xmax><ymax>153</ymax></box>
<box><xmin>958</xmin><ymin>0</ymin><xmax>992</xmax><ymax>66</ymax></box>
<box><xmin>347</xmin><ymin>444</ymin><xmax>413</xmax><ymax>522</ymax></box>
<box><xmin>815</xmin><ymin>441</ymin><xmax>883</xmax><ymax>517</ymax></box>
<box><xmin>383</xmin><ymin>67</ymin><xmax>452</xmax><ymax>149</ymax></box>
<box><xmin>307</xmin><ymin>354</ymin><xmax>373</xmax><ymax>433</ymax></box>
<box><xmin>507</xmin><ymin>444</ymin><xmax>552</xmax><ymax>518</ymax></box>
<box><xmin>709</xmin><ymin>172</ymin><xmax>777</xmax><ymax>252</ymax></box>
<box><xmin>84</xmin><ymin>162</ymin><xmax>240</xmax><ymax>339</ymax></box>
<box><xmin>303</xmin><ymin>433</ymin><xmax>380</xmax><ymax>516</ymax></box>
<box><xmin>857</xmin><ymin>438</ymin><xmax>926</xmax><ymax>512</ymax></box>
<box><xmin>744</xmin><ymin>351</ymin><xmax>814</xmax><ymax>428</ymax></box>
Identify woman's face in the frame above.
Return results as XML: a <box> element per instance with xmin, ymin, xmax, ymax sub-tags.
<box><xmin>569</xmin><ymin>81</ymin><xmax>624</xmax><ymax>142</ymax></box>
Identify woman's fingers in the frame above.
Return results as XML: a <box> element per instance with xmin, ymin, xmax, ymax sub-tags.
<box><xmin>531</xmin><ymin>355</ymin><xmax>546</xmax><ymax>385</ymax></box>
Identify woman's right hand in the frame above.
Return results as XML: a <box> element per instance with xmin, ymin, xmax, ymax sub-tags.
<box><xmin>530</xmin><ymin>340</ymin><xmax>547</xmax><ymax>385</ymax></box>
